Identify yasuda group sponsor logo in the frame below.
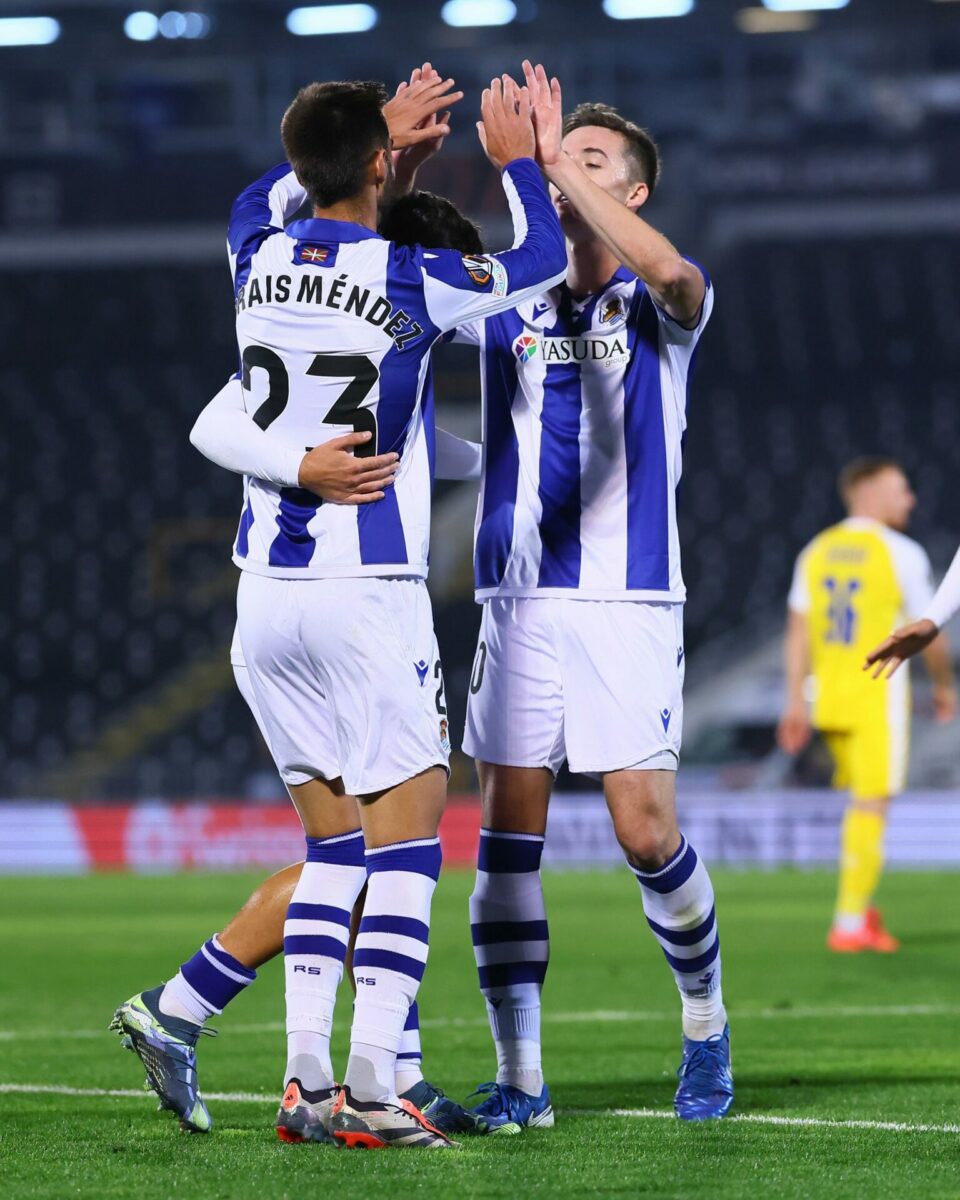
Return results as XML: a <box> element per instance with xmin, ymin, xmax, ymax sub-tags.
<box><xmin>514</xmin><ymin>335</ymin><xmax>539</xmax><ymax>362</ymax></box>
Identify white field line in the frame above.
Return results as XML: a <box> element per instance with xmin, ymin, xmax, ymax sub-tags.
<box><xmin>1</xmin><ymin>1003</ymin><xmax>957</xmax><ymax>1043</ymax></box>
<box><xmin>1</xmin><ymin>1084</ymin><xmax>958</xmax><ymax>1135</ymax></box>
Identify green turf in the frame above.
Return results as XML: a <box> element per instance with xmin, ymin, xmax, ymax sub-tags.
<box><xmin>2</xmin><ymin>868</ymin><xmax>959</xmax><ymax>1198</ymax></box>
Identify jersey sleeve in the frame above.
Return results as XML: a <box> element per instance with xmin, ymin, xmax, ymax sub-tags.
<box><xmin>189</xmin><ymin>376</ymin><xmax>304</xmax><ymax>489</ymax></box>
<box><xmin>419</xmin><ymin>157</ymin><xmax>567</xmax><ymax>333</ymax></box>
<box><xmin>435</xmin><ymin>427</ymin><xmax>482</xmax><ymax>481</ymax></box>
<box><xmin>227</xmin><ymin>162</ymin><xmax>308</xmax><ymax>295</ymax></box>
<box><xmin>787</xmin><ymin>547</ymin><xmax>811</xmax><ymax>614</ymax></box>
<box><xmin>888</xmin><ymin>534</ymin><xmax>937</xmax><ymax>619</ymax></box>
<box><xmin>653</xmin><ymin>259</ymin><xmax>714</xmax><ymax>349</ymax></box>
<box><xmin>924</xmin><ymin>544</ymin><xmax>960</xmax><ymax>630</ymax></box>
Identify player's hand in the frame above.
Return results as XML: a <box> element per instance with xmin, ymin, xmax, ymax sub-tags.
<box><xmin>477</xmin><ymin>75</ymin><xmax>535</xmax><ymax>172</ymax></box>
<box><xmin>391</xmin><ymin>64</ymin><xmax>454</xmax><ymax>188</ymax></box>
<box><xmin>776</xmin><ymin>704</ymin><xmax>812</xmax><ymax>756</ymax></box>
<box><xmin>521</xmin><ymin>60</ymin><xmax>563</xmax><ymax>169</ymax></box>
<box><xmin>932</xmin><ymin>683</ymin><xmax>958</xmax><ymax>724</ymax></box>
<box><xmin>297</xmin><ymin>433</ymin><xmax>397</xmax><ymax>505</ymax></box>
<box><xmin>863</xmin><ymin>619</ymin><xmax>940</xmax><ymax>679</ymax></box>
<box><xmin>384</xmin><ymin>64</ymin><xmax>463</xmax><ymax>151</ymax></box>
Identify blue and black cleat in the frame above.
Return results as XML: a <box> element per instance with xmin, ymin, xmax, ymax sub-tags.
<box><xmin>674</xmin><ymin>1025</ymin><xmax>734</xmax><ymax>1120</ymax></box>
<box><xmin>109</xmin><ymin>984</ymin><xmax>215</xmax><ymax>1132</ymax></box>
<box><xmin>467</xmin><ymin>1081</ymin><xmax>554</xmax><ymax>1135</ymax></box>
<box><xmin>400</xmin><ymin>1079</ymin><xmax>484</xmax><ymax>1136</ymax></box>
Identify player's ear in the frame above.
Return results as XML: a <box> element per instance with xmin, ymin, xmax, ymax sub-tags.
<box><xmin>626</xmin><ymin>178</ymin><xmax>649</xmax><ymax>213</ymax></box>
<box><xmin>371</xmin><ymin>147</ymin><xmax>391</xmax><ymax>192</ymax></box>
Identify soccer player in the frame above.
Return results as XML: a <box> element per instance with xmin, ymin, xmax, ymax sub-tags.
<box><xmin>111</xmin><ymin>189</ymin><xmax>487</xmax><ymax>1139</ymax></box>
<box><xmin>113</xmin><ymin>73</ymin><xmax>566</xmax><ymax>1150</ymax></box>
<box><xmin>457</xmin><ymin>64</ymin><xmax>732</xmax><ymax>1127</ymax></box>
<box><xmin>777</xmin><ymin>457</ymin><xmax>956</xmax><ymax>953</ymax></box>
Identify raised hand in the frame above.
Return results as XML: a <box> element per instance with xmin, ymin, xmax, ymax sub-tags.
<box><xmin>384</xmin><ymin>63</ymin><xmax>463</xmax><ymax>150</ymax></box>
<box><xmin>476</xmin><ymin>75</ymin><xmax>535</xmax><ymax>172</ymax></box>
<box><xmin>863</xmin><ymin>619</ymin><xmax>940</xmax><ymax>679</ymax></box>
<box><xmin>522</xmin><ymin>59</ymin><xmax>563</xmax><ymax>169</ymax></box>
<box><xmin>391</xmin><ymin>64</ymin><xmax>454</xmax><ymax>190</ymax></box>
<box><xmin>297</xmin><ymin>432</ymin><xmax>398</xmax><ymax>505</ymax></box>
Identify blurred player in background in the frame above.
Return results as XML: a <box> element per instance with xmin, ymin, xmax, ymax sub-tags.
<box><xmin>458</xmin><ymin>63</ymin><xmax>732</xmax><ymax>1128</ymax></box>
<box><xmin>111</xmin><ymin>188</ymin><xmax>486</xmax><ymax>1139</ymax></box>
<box><xmin>865</xmin><ymin>541</ymin><xmax>960</xmax><ymax>675</ymax></box>
<box><xmin>113</xmin><ymin>68</ymin><xmax>566</xmax><ymax>1152</ymax></box>
<box><xmin>777</xmin><ymin>457</ymin><xmax>956</xmax><ymax>953</ymax></box>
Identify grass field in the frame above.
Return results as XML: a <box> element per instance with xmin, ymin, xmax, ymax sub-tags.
<box><xmin>2</xmin><ymin>868</ymin><xmax>959</xmax><ymax>1199</ymax></box>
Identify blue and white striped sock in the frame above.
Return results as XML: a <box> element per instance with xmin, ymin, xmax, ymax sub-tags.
<box><xmin>346</xmin><ymin>837</ymin><xmax>442</xmax><ymax>1104</ymax></box>
<box><xmin>395</xmin><ymin>1001</ymin><xmax>424</xmax><ymax>1094</ymax></box>
<box><xmin>160</xmin><ymin>935</ymin><xmax>257</xmax><ymax>1026</ymax></box>
<box><xmin>469</xmin><ymin>829</ymin><xmax>548</xmax><ymax>1096</ymax></box>
<box><xmin>631</xmin><ymin>835</ymin><xmax>727</xmax><ymax>1041</ymax></box>
<box><xmin>283</xmin><ymin>830</ymin><xmax>367</xmax><ymax>1093</ymax></box>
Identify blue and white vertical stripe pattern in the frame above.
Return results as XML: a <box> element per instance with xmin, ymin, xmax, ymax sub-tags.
<box><xmin>224</xmin><ymin>158</ymin><xmax>566</xmax><ymax>581</ymax></box>
<box><xmin>470</xmin><ymin>830</ymin><xmax>548</xmax><ymax>992</ymax></box>
<box><xmin>283</xmin><ymin>831</ymin><xmax>366</xmax><ymax>967</ymax></box>
<box><xmin>179</xmin><ymin>935</ymin><xmax>256</xmax><ymax>1014</ymax></box>
<box><xmin>352</xmin><ymin>838</ymin><xmax>443</xmax><ymax>985</ymax></box>
<box><xmin>631</xmin><ymin>836</ymin><xmax>720</xmax><ymax>997</ymax></box>
<box><xmin>469</xmin><ymin>263</ymin><xmax>713</xmax><ymax>602</ymax></box>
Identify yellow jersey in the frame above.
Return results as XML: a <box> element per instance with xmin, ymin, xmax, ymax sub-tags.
<box><xmin>788</xmin><ymin>518</ymin><xmax>934</xmax><ymax>732</ymax></box>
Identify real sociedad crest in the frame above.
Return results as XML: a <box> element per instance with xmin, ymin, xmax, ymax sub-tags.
<box><xmin>600</xmin><ymin>296</ymin><xmax>625</xmax><ymax>325</ymax></box>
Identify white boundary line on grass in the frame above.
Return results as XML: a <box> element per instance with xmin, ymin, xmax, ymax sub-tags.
<box><xmin>1</xmin><ymin>1084</ymin><xmax>958</xmax><ymax>1135</ymax></box>
<box><xmin>1</xmin><ymin>1003</ymin><xmax>958</xmax><ymax>1042</ymax></box>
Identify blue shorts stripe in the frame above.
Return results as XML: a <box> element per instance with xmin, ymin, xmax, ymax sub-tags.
<box><xmin>646</xmin><ymin>906</ymin><xmax>715</xmax><ymax>947</ymax></box>
<box><xmin>478</xmin><ymin>961</ymin><xmax>548</xmax><ymax>990</ymax></box>
<box><xmin>286</xmin><ymin>903</ymin><xmax>352</xmax><ymax>928</ymax></box>
<box><xmin>661</xmin><ymin>937</ymin><xmax>720</xmax><ymax>976</ymax></box>
<box><xmin>359</xmin><ymin>914</ymin><xmax>430</xmax><ymax>943</ymax></box>
<box><xmin>470</xmin><ymin>919</ymin><xmax>549</xmax><ymax>946</ymax></box>
<box><xmin>283</xmin><ymin>934</ymin><xmax>348</xmax><ymax>960</ymax></box>
<box><xmin>353</xmin><ymin>948</ymin><xmax>427</xmax><ymax>982</ymax></box>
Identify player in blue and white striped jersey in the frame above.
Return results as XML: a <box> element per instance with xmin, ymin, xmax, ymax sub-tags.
<box><xmin>462</xmin><ymin>64</ymin><xmax>733</xmax><ymax>1130</ymax></box>
<box><xmin>226</xmin><ymin>74</ymin><xmax>566</xmax><ymax>1150</ymax></box>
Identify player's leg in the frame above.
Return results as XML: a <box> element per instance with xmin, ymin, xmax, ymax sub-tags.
<box><xmin>462</xmin><ymin>599</ymin><xmax>562</xmax><ymax>1133</ymax></box>
<box><xmin>564</xmin><ymin>599</ymin><xmax>732</xmax><ymax>1120</ymax></box>
<box><xmin>829</xmin><ymin>680</ymin><xmax>907</xmax><ymax>953</ymax></box>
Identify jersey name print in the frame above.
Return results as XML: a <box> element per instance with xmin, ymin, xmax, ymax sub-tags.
<box><xmin>459</xmin><ymin>262</ymin><xmax>713</xmax><ymax>603</ymax></box>
<box><xmin>226</xmin><ymin>160</ymin><xmax>566</xmax><ymax>581</ymax></box>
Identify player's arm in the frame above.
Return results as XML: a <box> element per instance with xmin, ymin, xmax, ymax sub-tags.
<box><xmin>435</xmin><ymin>427</ymin><xmax>482</xmax><ymax>481</ymax></box>
<box><xmin>521</xmin><ymin>61</ymin><xmax>704</xmax><ymax>327</ymax></box>
<box><xmin>227</xmin><ymin>163</ymin><xmax>309</xmax><ymax>286</ymax></box>
<box><xmin>189</xmin><ymin>377</ymin><xmax>398</xmax><ymax>505</ymax></box>
<box><xmin>777</xmin><ymin>609</ymin><xmax>813</xmax><ymax>755</ymax></box>
<box><xmin>866</xmin><ymin>543</ymin><xmax>960</xmax><ymax>679</ymax></box>
<box><xmin>420</xmin><ymin>76</ymin><xmax>567</xmax><ymax>331</ymax></box>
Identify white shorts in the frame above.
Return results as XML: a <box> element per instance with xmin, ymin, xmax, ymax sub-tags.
<box><xmin>235</xmin><ymin>572</ymin><xmax>450</xmax><ymax>796</ymax></box>
<box><xmin>463</xmin><ymin>597</ymin><xmax>684</xmax><ymax>776</ymax></box>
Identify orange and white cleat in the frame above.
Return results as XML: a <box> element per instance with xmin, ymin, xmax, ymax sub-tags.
<box><xmin>864</xmin><ymin>907</ymin><xmax>901</xmax><ymax>952</ymax></box>
<box><xmin>827</xmin><ymin>909</ymin><xmax>900</xmax><ymax>954</ymax></box>
<box><xmin>275</xmin><ymin>1078</ymin><xmax>337</xmax><ymax>1144</ymax></box>
<box><xmin>329</xmin><ymin>1085</ymin><xmax>459</xmax><ymax>1149</ymax></box>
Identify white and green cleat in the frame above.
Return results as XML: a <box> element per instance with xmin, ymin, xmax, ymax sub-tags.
<box><xmin>109</xmin><ymin>984</ymin><xmax>215</xmax><ymax>1132</ymax></box>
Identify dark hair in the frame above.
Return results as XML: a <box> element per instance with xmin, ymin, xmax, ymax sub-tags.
<box><xmin>379</xmin><ymin>189</ymin><xmax>484</xmax><ymax>254</ymax></box>
<box><xmin>838</xmin><ymin>456</ymin><xmax>903</xmax><ymax>502</ymax></box>
<box><xmin>562</xmin><ymin>102</ymin><xmax>661</xmax><ymax>194</ymax></box>
<box><xmin>281</xmin><ymin>80</ymin><xmax>389</xmax><ymax>209</ymax></box>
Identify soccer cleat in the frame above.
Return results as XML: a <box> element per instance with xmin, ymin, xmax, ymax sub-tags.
<box><xmin>399</xmin><ymin>1078</ymin><xmax>484</xmax><ymax>1135</ymax></box>
<box><xmin>275</xmin><ymin>1078</ymin><xmax>337</xmax><ymax>1144</ymax></box>
<box><xmin>329</xmin><ymin>1085</ymin><xmax>459</xmax><ymax>1149</ymax></box>
<box><xmin>467</xmin><ymin>1082</ymin><xmax>554</xmax><ymax>1135</ymax></box>
<box><xmin>827</xmin><ymin>925</ymin><xmax>872</xmax><ymax>953</ymax></box>
<box><xmin>109</xmin><ymin>984</ymin><xmax>215</xmax><ymax>1132</ymax></box>
<box><xmin>865</xmin><ymin>907</ymin><xmax>901</xmax><ymax>952</ymax></box>
<box><xmin>674</xmin><ymin>1025</ymin><xmax>734</xmax><ymax>1120</ymax></box>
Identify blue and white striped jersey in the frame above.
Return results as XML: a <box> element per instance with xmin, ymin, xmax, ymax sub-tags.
<box><xmin>226</xmin><ymin>159</ymin><xmax>566</xmax><ymax>579</ymax></box>
<box><xmin>461</xmin><ymin>264</ymin><xmax>713</xmax><ymax>602</ymax></box>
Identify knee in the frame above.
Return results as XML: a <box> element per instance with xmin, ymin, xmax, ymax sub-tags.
<box><xmin>616</xmin><ymin>823</ymin><xmax>681</xmax><ymax>873</ymax></box>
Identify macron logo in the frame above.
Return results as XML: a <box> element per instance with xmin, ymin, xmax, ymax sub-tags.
<box><xmin>660</xmin><ymin>708</ymin><xmax>672</xmax><ymax>732</ymax></box>
<box><xmin>415</xmin><ymin>660</ymin><xmax>429</xmax><ymax>686</ymax></box>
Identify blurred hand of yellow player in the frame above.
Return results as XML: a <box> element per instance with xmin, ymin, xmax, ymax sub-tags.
<box><xmin>776</xmin><ymin>703</ymin><xmax>812</xmax><ymax>756</ymax></box>
<box><xmin>932</xmin><ymin>683</ymin><xmax>958</xmax><ymax>724</ymax></box>
<box><xmin>863</xmin><ymin>619</ymin><xmax>939</xmax><ymax>679</ymax></box>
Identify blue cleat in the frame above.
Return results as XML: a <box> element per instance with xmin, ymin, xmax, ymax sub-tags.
<box><xmin>468</xmin><ymin>1082</ymin><xmax>554</xmax><ymax>1135</ymax></box>
<box><xmin>674</xmin><ymin>1025</ymin><xmax>734</xmax><ymax>1120</ymax></box>
<box><xmin>109</xmin><ymin>984</ymin><xmax>215</xmax><ymax>1132</ymax></box>
<box><xmin>400</xmin><ymin>1079</ymin><xmax>484</xmax><ymax>1135</ymax></box>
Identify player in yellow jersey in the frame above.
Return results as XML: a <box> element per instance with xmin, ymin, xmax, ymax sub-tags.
<box><xmin>777</xmin><ymin>457</ymin><xmax>956</xmax><ymax>952</ymax></box>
